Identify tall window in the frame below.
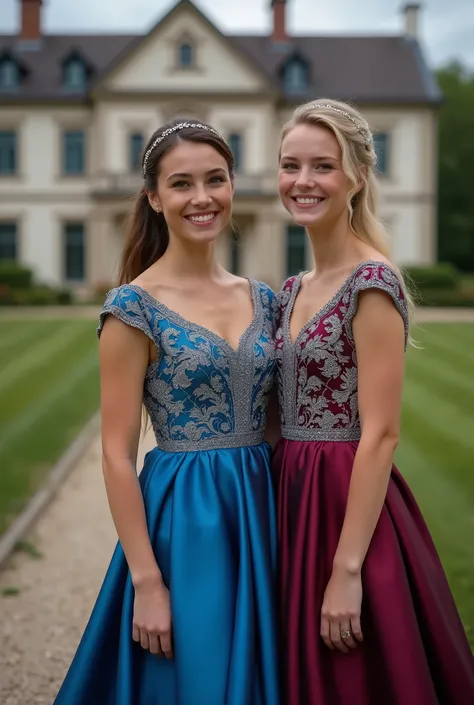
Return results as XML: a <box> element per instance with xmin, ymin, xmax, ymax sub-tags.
<box><xmin>286</xmin><ymin>225</ymin><xmax>306</xmax><ymax>277</ymax></box>
<box><xmin>179</xmin><ymin>43</ymin><xmax>194</xmax><ymax>68</ymax></box>
<box><xmin>0</xmin><ymin>131</ymin><xmax>17</xmax><ymax>175</ymax></box>
<box><xmin>284</xmin><ymin>59</ymin><xmax>308</xmax><ymax>94</ymax></box>
<box><xmin>0</xmin><ymin>59</ymin><xmax>20</xmax><ymax>90</ymax></box>
<box><xmin>63</xmin><ymin>130</ymin><xmax>85</xmax><ymax>175</ymax></box>
<box><xmin>64</xmin><ymin>59</ymin><xmax>86</xmax><ymax>90</ymax></box>
<box><xmin>64</xmin><ymin>222</ymin><xmax>85</xmax><ymax>281</ymax></box>
<box><xmin>228</xmin><ymin>133</ymin><xmax>243</xmax><ymax>173</ymax></box>
<box><xmin>0</xmin><ymin>222</ymin><xmax>18</xmax><ymax>261</ymax></box>
<box><xmin>129</xmin><ymin>132</ymin><xmax>144</xmax><ymax>172</ymax></box>
<box><xmin>373</xmin><ymin>132</ymin><xmax>390</xmax><ymax>177</ymax></box>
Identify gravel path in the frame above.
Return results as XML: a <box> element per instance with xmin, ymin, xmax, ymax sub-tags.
<box><xmin>0</xmin><ymin>428</ymin><xmax>154</xmax><ymax>705</ymax></box>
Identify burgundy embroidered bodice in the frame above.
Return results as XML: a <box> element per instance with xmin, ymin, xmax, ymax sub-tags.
<box><xmin>275</xmin><ymin>261</ymin><xmax>409</xmax><ymax>441</ymax></box>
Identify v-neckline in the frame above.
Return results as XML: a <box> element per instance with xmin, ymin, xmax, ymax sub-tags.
<box><xmin>127</xmin><ymin>278</ymin><xmax>260</xmax><ymax>356</ymax></box>
<box><xmin>285</xmin><ymin>260</ymin><xmax>386</xmax><ymax>346</ymax></box>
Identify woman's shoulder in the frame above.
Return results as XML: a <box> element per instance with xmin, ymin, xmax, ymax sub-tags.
<box><xmin>348</xmin><ymin>257</ymin><xmax>403</xmax><ymax>292</ymax></box>
<box><xmin>97</xmin><ymin>283</ymin><xmax>155</xmax><ymax>341</ymax></box>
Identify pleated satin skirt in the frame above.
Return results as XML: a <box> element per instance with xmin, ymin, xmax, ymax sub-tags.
<box><xmin>53</xmin><ymin>442</ymin><xmax>280</xmax><ymax>705</ymax></box>
<box><xmin>273</xmin><ymin>438</ymin><xmax>474</xmax><ymax>705</ymax></box>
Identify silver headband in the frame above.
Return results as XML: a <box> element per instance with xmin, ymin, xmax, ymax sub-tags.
<box><xmin>142</xmin><ymin>122</ymin><xmax>226</xmax><ymax>177</ymax></box>
<box><xmin>308</xmin><ymin>104</ymin><xmax>372</xmax><ymax>148</ymax></box>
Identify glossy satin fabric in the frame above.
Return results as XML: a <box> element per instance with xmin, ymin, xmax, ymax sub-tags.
<box><xmin>273</xmin><ymin>439</ymin><xmax>474</xmax><ymax>705</ymax></box>
<box><xmin>54</xmin><ymin>443</ymin><xmax>280</xmax><ymax>705</ymax></box>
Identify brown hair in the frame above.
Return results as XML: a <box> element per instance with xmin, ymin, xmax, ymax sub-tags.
<box><xmin>118</xmin><ymin>118</ymin><xmax>235</xmax><ymax>285</ymax></box>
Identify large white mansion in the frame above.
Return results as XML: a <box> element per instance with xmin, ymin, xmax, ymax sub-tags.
<box><xmin>0</xmin><ymin>0</ymin><xmax>441</xmax><ymax>293</ymax></box>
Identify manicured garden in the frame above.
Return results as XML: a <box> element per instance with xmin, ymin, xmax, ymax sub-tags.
<box><xmin>0</xmin><ymin>316</ymin><xmax>472</xmax><ymax>645</ymax></box>
<box><xmin>0</xmin><ymin>317</ymin><xmax>100</xmax><ymax>535</ymax></box>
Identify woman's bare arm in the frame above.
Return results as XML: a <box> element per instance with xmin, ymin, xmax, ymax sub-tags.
<box><xmin>99</xmin><ymin>316</ymin><xmax>162</xmax><ymax>589</ymax></box>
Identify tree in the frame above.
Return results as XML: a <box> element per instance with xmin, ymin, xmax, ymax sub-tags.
<box><xmin>436</xmin><ymin>62</ymin><xmax>474</xmax><ymax>272</ymax></box>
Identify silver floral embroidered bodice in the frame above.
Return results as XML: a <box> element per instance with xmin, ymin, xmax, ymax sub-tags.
<box><xmin>275</xmin><ymin>261</ymin><xmax>409</xmax><ymax>442</ymax></box>
<box><xmin>98</xmin><ymin>280</ymin><xmax>277</xmax><ymax>452</ymax></box>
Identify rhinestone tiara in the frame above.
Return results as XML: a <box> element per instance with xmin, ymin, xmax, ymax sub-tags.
<box><xmin>142</xmin><ymin>122</ymin><xmax>226</xmax><ymax>177</ymax></box>
<box><xmin>308</xmin><ymin>104</ymin><xmax>372</xmax><ymax>147</ymax></box>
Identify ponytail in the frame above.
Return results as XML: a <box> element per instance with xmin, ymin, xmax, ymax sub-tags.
<box><xmin>118</xmin><ymin>188</ymin><xmax>169</xmax><ymax>285</ymax></box>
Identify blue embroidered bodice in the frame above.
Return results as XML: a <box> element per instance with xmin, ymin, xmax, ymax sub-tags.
<box><xmin>98</xmin><ymin>279</ymin><xmax>277</xmax><ymax>452</ymax></box>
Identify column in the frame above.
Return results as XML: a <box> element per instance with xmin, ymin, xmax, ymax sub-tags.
<box><xmin>246</xmin><ymin>204</ymin><xmax>287</xmax><ymax>290</ymax></box>
<box><xmin>88</xmin><ymin>207</ymin><xmax>122</xmax><ymax>290</ymax></box>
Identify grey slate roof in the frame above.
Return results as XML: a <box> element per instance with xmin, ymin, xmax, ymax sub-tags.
<box><xmin>0</xmin><ymin>24</ymin><xmax>442</xmax><ymax>105</ymax></box>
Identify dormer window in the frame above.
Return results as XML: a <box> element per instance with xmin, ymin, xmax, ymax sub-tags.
<box><xmin>63</xmin><ymin>56</ymin><xmax>87</xmax><ymax>91</ymax></box>
<box><xmin>179</xmin><ymin>42</ymin><xmax>194</xmax><ymax>68</ymax></box>
<box><xmin>284</xmin><ymin>57</ymin><xmax>309</xmax><ymax>94</ymax></box>
<box><xmin>0</xmin><ymin>58</ymin><xmax>20</xmax><ymax>91</ymax></box>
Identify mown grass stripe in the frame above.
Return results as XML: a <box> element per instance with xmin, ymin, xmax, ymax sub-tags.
<box><xmin>0</xmin><ymin>320</ymin><xmax>70</xmax><ymax>373</ymax></box>
<box><xmin>0</xmin><ymin>322</ymin><xmax>48</xmax><ymax>351</ymax></box>
<box><xmin>406</xmin><ymin>354</ymin><xmax>474</xmax><ymax>416</ymax></box>
<box><xmin>411</xmin><ymin>328</ymin><xmax>474</xmax><ymax>368</ymax></box>
<box><xmin>401</xmin><ymin>410</ymin><xmax>473</xmax><ymax>507</ymax></box>
<box><xmin>0</xmin><ymin>347</ymin><xmax>98</xmax><ymax>456</ymax></box>
<box><xmin>0</xmin><ymin>327</ymin><xmax>98</xmax><ymax>428</ymax></box>
<box><xmin>396</xmin><ymin>438</ymin><xmax>474</xmax><ymax>643</ymax></box>
<box><xmin>396</xmin><ymin>440</ymin><xmax>474</xmax><ymax>560</ymax></box>
<box><xmin>441</xmin><ymin>324</ymin><xmax>474</xmax><ymax>346</ymax></box>
<box><xmin>402</xmin><ymin>376</ymin><xmax>474</xmax><ymax>450</ymax></box>
<box><xmin>0</xmin><ymin>322</ymin><xmax>88</xmax><ymax>396</ymax></box>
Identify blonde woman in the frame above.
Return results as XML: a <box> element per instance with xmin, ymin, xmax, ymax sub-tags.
<box><xmin>272</xmin><ymin>99</ymin><xmax>474</xmax><ymax>705</ymax></box>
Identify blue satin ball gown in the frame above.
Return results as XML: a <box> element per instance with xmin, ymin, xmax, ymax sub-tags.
<box><xmin>53</xmin><ymin>278</ymin><xmax>280</xmax><ymax>705</ymax></box>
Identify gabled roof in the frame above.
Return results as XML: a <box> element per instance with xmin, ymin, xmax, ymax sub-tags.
<box><xmin>0</xmin><ymin>0</ymin><xmax>442</xmax><ymax>105</ymax></box>
<box><xmin>92</xmin><ymin>0</ymin><xmax>275</xmax><ymax>92</ymax></box>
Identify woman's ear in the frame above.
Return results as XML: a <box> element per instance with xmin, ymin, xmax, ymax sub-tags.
<box><xmin>146</xmin><ymin>190</ymin><xmax>162</xmax><ymax>213</ymax></box>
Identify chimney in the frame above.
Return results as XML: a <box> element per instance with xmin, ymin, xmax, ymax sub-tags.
<box><xmin>403</xmin><ymin>3</ymin><xmax>421</xmax><ymax>38</ymax></box>
<box><xmin>20</xmin><ymin>0</ymin><xmax>43</xmax><ymax>42</ymax></box>
<box><xmin>271</xmin><ymin>0</ymin><xmax>288</xmax><ymax>43</ymax></box>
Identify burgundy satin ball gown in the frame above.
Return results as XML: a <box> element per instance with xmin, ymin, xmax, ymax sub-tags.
<box><xmin>273</xmin><ymin>260</ymin><xmax>474</xmax><ymax>705</ymax></box>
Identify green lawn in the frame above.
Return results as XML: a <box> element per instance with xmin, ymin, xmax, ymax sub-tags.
<box><xmin>0</xmin><ymin>317</ymin><xmax>100</xmax><ymax>535</ymax></box>
<box><xmin>397</xmin><ymin>323</ymin><xmax>474</xmax><ymax>646</ymax></box>
<box><xmin>0</xmin><ymin>317</ymin><xmax>472</xmax><ymax>644</ymax></box>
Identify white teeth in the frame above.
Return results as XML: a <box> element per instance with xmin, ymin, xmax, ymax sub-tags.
<box><xmin>188</xmin><ymin>213</ymin><xmax>216</xmax><ymax>223</ymax></box>
<box><xmin>295</xmin><ymin>197</ymin><xmax>323</xmax><ymax>204</ymax></box>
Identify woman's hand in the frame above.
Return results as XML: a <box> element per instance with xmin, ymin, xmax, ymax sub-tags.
<box><xmin>320</xmin><ymin>566</ymin><xmax>364</xmax><ymax>653</ymax></box>
<box><xmin>132</xmin><ymin>575</ymin><xmax>173</xmax><ymax>658</ymax></box>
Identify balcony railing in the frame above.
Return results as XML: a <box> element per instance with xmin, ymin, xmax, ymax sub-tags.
<box><xmin>90</xmin><ymin>171</ymin><xmax>277</xmax><ymax>198</ymax></box>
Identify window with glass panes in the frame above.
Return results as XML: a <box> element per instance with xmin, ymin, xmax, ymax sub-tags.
<box><xmin>0</xmin><ymin>222</ymin><xmax>17</xmax><ymax>261</ymax></box>
<box><xmin>64</xmin><ymin>222</ymin><xmax>85</xmax><ymax>281</ymax></box>
<box><xmin>228</xmin><ymin>133</ymin><xmax>243</xmax><ymax>172</ymax></box>
<box><xmin>130</xmin><ymin>133</ymin><xmax>144</xmax><ymax>172</ymax></box>
<box><xmin>373</xmin><ymin>132</ymin><xmax>390</xmax><ymax>176</ymax></box>
<box><xmin>286</xmin><ymin>225</ymin><xmax>306</xmax><ymax>277</ymax></box>
<box><xmin>63</xmin><ymin>130</ymin><xmax>85</xmax><ymax>175</ymax></box>
<box><xmin>0</xmin><ymin>131</ymin><xmax>17</xmax><ymax>174</ymax></box>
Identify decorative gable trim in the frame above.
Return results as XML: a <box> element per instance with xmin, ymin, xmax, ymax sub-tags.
<box><xmin>91</xmin><ymin>0</ymin><xmax>275</xmax><ymax>95</ymax></box>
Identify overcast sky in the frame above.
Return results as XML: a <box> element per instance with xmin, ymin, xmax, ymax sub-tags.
<box><xmin>1</xmin><ymin>0</ymin><xmax>473</xmax><ymax>69</ymax></box>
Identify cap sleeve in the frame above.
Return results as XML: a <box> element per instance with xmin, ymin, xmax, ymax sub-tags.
<box><xmin>96</xmin><ymin>285</ymin><xmax>155</xmax><ymax>344</ymax></box>
<box><xmin>344</xmin><ymin>262</ymin><xmax>409</xmax><ymax>349</ymax></box>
